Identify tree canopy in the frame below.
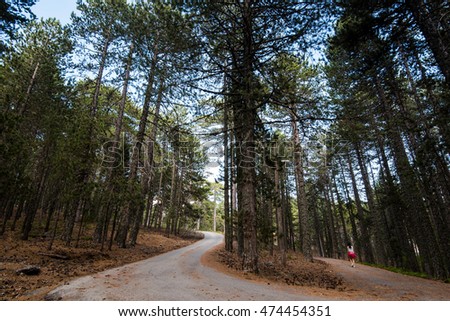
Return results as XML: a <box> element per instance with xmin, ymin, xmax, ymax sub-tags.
<box><xmin>1</xmin><ymin>0</ymin><xmax>449</xmax><ymax>280</ymax></box>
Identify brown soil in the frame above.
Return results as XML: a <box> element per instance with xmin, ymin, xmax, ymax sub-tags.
<box><xmin>3</xmin><ymin>232</ymin><xmax>449</xmax><ymax>301</ymax></box>
<box><xmin>202</xmin><ymin>245</ymin><xmax>450</xmax><ymax>301</ymax></box>
<box><xmin>0</xmin><ymin>229</ymin><xmax>201</xmax><ymax>301</ymax></box>
<box><xmin>203</xmin><ymin>245</ymin><xmax>450</xmax><ymax>300</ymax></box>
<box><xmin>202</xmin><ymin>245</ymin><xmax>356</xmax><ymax>299</ymax></box>
<box><xmin>207</xmin><ymin>247</ymin><xmax>343</xmax><ymax>289</ymax></box>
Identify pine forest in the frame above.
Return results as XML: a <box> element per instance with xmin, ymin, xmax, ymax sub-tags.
<box><xmin>1</xmin><ymin>0</ymin><xmax>449</xmax><ymax>290</ymax></box>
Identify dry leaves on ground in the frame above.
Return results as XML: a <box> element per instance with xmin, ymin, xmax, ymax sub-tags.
<box><xmin>0</xmin><ymin>229</ymin><xmax>202</xmax><ymax>301</ymax></box>
<box><xmin>213</xmin><ymin>248</ymin><xmax>345</xmax><ymax>290</ymax></box>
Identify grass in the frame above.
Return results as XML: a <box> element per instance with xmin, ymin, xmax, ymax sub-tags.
<box><xmin>361</xmin><ymin>262</ymin><xmax>431</xmax><ymax>280</ymax></box>
<box><xmin>363</xmin><ymin>264</ymin><xmax>450</xmax><ymax>283</ymax></box>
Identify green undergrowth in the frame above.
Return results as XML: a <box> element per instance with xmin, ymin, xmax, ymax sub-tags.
<box><xmin>361</xmin><ymin>262</ymin><xmax>435</xmax><ymax>280</ymax></box>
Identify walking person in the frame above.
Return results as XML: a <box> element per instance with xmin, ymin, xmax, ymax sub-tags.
<box><xmin>347</xmin><ymin>243</ymin><xmax>356</xmax><ymax>267</ymax></box>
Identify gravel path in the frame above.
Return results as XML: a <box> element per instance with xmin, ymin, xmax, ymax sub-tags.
<box><xmin>317</xmin><ymin>258</ymin><xmax>450</xmax><ymax>300</ymax></box>
<box><xmin>46</xmin><ymin>232</ymin><xmax>321</xmax><ymax>301</ymax></box>
<box><xmin>46</xmin><ymin>232</ymin><xmax>450</xmax><ymax>301</ymax></box>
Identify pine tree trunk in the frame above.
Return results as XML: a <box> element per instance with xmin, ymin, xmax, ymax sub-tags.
<box><xmin>231</xmin><ymin>127</ymin><xmax>242</xmax><ymax>256</ymax></box>
<box><xmin>91</xmin><ymin>29</ymin><xmax>111</xmax><ymax>117</ymax></box>
<box><xmin>398</xmin><ymin>44</ymin><xmax>450</xmax><ymax>272</ymax></box>
<box><xmin>407</xmin><ymin>0</ymin><xmax>450</xmax><ymax>84</ymax></box>
<box><xmin>95</xmin><ymin>41</ymin><xmax>134</xmax><ymax>243</ymax></box>
<box><xmin>1</xmin><ymin>197</ymin><xmax>16</xmax><ymax>235</ymax></box>
<box><xmin>274</xmin><ymin>160</ymin><xmax>286</xmax><ymax>266</ymax></box>
<box><xmin>375</xmin><ymin>76</ymin><xmax>446</xmax><ymax>277</ymax></box>
<box><xmin>152</xmin><ymin>167</ymin><xmax>165</xmax><ymax>229</ymax></box>
<box><xmin>231</xmin><ymin>0</ymin><xmax>258</xmax><ymax>272</ymax></box>
<box><xmin>408</xmin><ymin>37</ymin><xmax>450</xmax><ymax>153</ymax></box>
<box><xmin>332</xmin><ymin>174</ymin><xmax>349</xmax><ymax>245</ymax></box>
<box><xmin>224</xmin><ymin>95</ymin><xmax>233</xmax><ymax>252</ymax></box>
<box><xmin>116</xmin><ymin>42</ymin><xmax>158</xmax><ymax>247</ymax></box>
<box><xmin>290</xmin><ymin>114</ymin><xmax>312</xmax><ymax>261</ymax></box>
<box><xmin>374</xmin><ymin>135</ymin><xmax>418</xmax><ymax>270</ymax></box>
<box><xmin>284</xmin><ymin>178</ymin><xmax>295</xmax><ymax>251</ymax></box>
<box><xmin>347</xmin><ymin>154</ymin><xmax>374</xmax><ymax>263</ymax></box>
<box><xmin>167</xmin><ymin>141</ymin><xmax>179</xmax><ymax>235</ymax></box>
<box><xmin>323</xmin><ymin>181</ymin><xmax>339</xmax><ymax>258</ymax></box>
<box><xmin>354</xmin><ymin>142</ymin><xmax>387</xmax><ymax>264</ymax></box>
<box><xmin>22</xmin><ymin>157</ymin><xmax>49</xmax><ymax>240</ymax></box>
<box><xmin>131</xmin><ymin>81</ymin><xmax>164</xmax><ymax>245</ymax></box>
<box><xmin>338</xmin><ymin>158</ymin><xmax>361</xmax><ymax>254</ymax></box>
<box><xmin>65</xmin><ymin>31</ymin><xmax>112</xmax><ymax>245</ymax></box>
<box><xmin>19</xmin><ymin>61</ymin><xmax>40</xmax><ymax>115</ymax></box>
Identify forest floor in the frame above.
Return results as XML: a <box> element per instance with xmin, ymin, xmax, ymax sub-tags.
<box><xmin>206</xmin><ymin>246</ymin><xmax>450</xmax><ymax>300</ymax></box>
<box><xmin>207</xmin><ymin>247</ymin><xmax>345</xmax><ymax>291</ymax></box>
<box><xmin>2</xmin><ymin>231</ymin><xmax>450</xmax><ymax>300</ymax></box>
<box><xmin>0</xmin><ymin>229</ymin><xmax>201</xmax><ymax>301</ymax></box>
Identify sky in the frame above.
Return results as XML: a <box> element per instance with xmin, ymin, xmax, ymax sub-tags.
<box><xmin>30</xmin><ymin>0</ymin><xmax>221</xmax><ymax>183</ymax></box>
<box><xmin>32</xmin><ymin>0</ymin><xmax>79</xmax><ymax>25</ymax></box>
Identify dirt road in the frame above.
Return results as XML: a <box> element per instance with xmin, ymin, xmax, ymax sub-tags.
<box><xmin>46</xmin><ymin>232</ymin><xmax>450</xmax><ymax>301</ymax></box>
<box><xmin>46</xmin><ymin>232</ymin><xmax>321</xmax><ymax>300</ymax></box>
<box><xmin>317</xmin><ymin>257</ymin><xmax>450</xmax><ymax>300</ymax></box>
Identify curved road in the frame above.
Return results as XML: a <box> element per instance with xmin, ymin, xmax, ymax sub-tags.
<box><xmin>46</xmin><ymin>232</ymin><xmax>320</xmax><ymax>301</ymax></box>
<box><xmin>317</xmin><ymin>257</ymin><xmax>450</xmax><ymax>300</ymax></box>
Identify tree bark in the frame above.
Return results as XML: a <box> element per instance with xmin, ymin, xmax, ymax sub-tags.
<box><xmin>91</xmin><ymin>29</ymin><xmax>111</xmax><ymax>118</ymax></box>
<box><xmin>132</xmin><ymin>80</ymin><xmax>164</xmax><ymax>244</ymax></box>
<box><xmin>95</xmin><ymin>41</ymin><xmax>134</xmax><ymax>243</ymax></box>
<box><xmin>290</xmin><ymin>113</ymin><xmax>312</xmax><ymax>261</ymax></box>
<box><xmin>338</xmin><ymin>157</ymin><xmax>361</xmax><ymax>255</ymax></box>
<box><xmin>354</xmin><ymin>142</ymin><xmax>387</xmax><ymax>264</ymax></box>
<box><xmin>407</xmin><ymin>0</ymin><xmax>450</xmax><ymax>85</ymax></box>
<box><xmin>116</xmin><ymin>42</ymin><xmax>158</xmax><ymax>247</ymax></box>
<box><xmin>274</xmin><ymin>160</ymin><xmax>286</xmax><ymax>266</ymax></box>
<box><xmin>347</xmin><ymin>154</ymin><xmax>374</xmax><ymax>263</ymax></box>
<box><xmin>19</xmin><ymin>61</ymin><xmax>40</xmax><ymax>115</ymax></box>
<box><xmin>374</xmin><ymin>76</ymin><xmax>446</xmax><ymax>277</ymax></box>
<box><xmin>231</xmin><ymin>0</ymin><xmax>258</xmax><ymax>272</ymax></box>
